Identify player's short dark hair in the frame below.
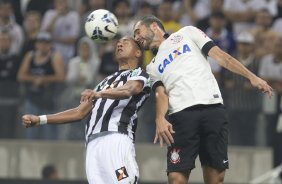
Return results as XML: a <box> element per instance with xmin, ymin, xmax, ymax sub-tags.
<box><xmin>139</xmin><ymin>15</ymin><xmax>165</xmax><ymax>32</ymax></box>
<box><xmin>42</xmin><ymin>165</ymin><xmax>56</xmax><ymax>179</ymax></box>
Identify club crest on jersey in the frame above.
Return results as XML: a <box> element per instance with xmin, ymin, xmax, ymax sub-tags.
<box><xmin>170</xmin><ymin>34</ymin><xmax>183</xmax><ymax>44</ymax></box>
<box><xmin>158</xmin><ymin>44</ymin><xmax>191</xmax><ymax>74</ymax></box>
<box><xmin>115</xmin><ymin>166</ymin><xmax>129</xmax><ymax>181</ymax></box>
<box><xmin>170</xmin><ymin>148</ymin><xmax>181</xmax><ymax>164</ymax></box>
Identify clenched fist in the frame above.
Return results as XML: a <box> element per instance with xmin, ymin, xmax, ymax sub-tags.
<box><xmin>22</xmin><ymin>114</ymin><xmax>40</xmax><ymax>128</ymax></box>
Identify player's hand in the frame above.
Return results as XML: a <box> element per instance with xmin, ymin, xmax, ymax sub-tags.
<box><xmin>249</xmin><ymin>75</ymin><xmax>273</xmax><ymax>98</ymax></box>
<box><xmin>80</xmin><ymin>89</ymin><xmax>95</xmax><ymax>103</ymax></box>
<box><xmin>22</xmin><ymin>114</ymin><xmax>40</xmax><ymax>128</ymax></box>
<box><xmin>154</xmin><ymin>117</ymin><xmax>175</xmax><ymax>147</ymax></box>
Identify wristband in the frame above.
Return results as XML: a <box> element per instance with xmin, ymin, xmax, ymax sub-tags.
<box><xmin>39</xmin><ymin>115</ymin><xmax>48</xmax><ymax>125</ymax></box>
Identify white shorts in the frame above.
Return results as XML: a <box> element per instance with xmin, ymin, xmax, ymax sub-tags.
<box><xmin>86</xmin><ymin>133</ymin><xmax>139</xmax><ymax>184</ymax></box>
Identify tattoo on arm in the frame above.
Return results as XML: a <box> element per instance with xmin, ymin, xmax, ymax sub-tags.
<box><xmin>225</xmin><ymin>57</ymin><xmax>232</xmax><ymax>68</ymax></box>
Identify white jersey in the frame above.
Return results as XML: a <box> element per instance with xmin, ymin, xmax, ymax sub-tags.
<box><xmin>146</xmin><ymin>26</ymin><xmax>223</xmax><ymax>114</ymax></box>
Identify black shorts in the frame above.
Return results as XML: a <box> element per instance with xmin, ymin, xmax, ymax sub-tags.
<box><xmin>167</xmin><ymin>103</ymin><xmax>229</xmax><ymax>173</ymax></box>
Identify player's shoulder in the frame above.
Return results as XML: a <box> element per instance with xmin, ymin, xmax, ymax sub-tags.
<box><xmin>146</xmin><ymin>57</ymin><xmax>156</xmax><ymax>70</ymax></box>
<box><xmin>130</xmin><ymin>67</ymin><xmax>149</xmax><ymax>77</ymax></box>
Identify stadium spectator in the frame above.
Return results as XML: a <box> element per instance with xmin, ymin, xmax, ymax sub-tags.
<box><xmin>59</xmin><ymin>36</ymin><xmax>100</xmax><ymax>140</ymax></box>
<box><xmin>66</xmin><ymin>37</ymin><xmax>100</xmax><ymax>97</ymax></box>
<box><xmin>133</xmin><ymin>2</ymin><xmax>154</xmax><ymax>21</ymax></box>
<box><xmin>8</xmin><ymin>0</ymin><xmax>23</xmax><ymax>25</ymax></box>
<box><xmin>273</xmin><ymin>6</ymin><xmax>282</xmax><ymax>37</ymax></box>
<box><xmin>274</xmin><ymin>0</ymin><xmax>282</xmax><ymax>20</ymax></box>
<box><xmin>178</xmin><ymin>0</ymin><xmax>211</xmax><ymax>26</ymax></box>
<box><xmin>41</xmin><ymin>164</ymin><xmax>60</xmax><ymax>180</ymax></box>
<box><xmin>17</xmin><ymin>32</ymin><xmax>65</xmax><ymax>140</ymax></box>
<box><xmin>113</xmin><ymin>0</ymin><xmax>132</xmax><ymax>37</ymax></box>
<box><xmin>25</xmin><ymin>0</ymin><xmax>54</xmax><ymax>17</ymax></box>
<box><xmin>196</xmin><ymin>0</ymin><xmax>232</xmax><ymax>32</ymax></box>
<box><xmin>206</xmin><ymin>12</ymin><xmax>235</xmax><ymax>55</ymax></box>
<box><xmin>41</xmin><ymin>0</ymin><xmax>80</xmax><ymax>64</ymax></box>
<box><xmin>0</xmin><ymin>0</ymin><xmax>24</xmax><ymax>55</ymax></box>
<box><xmin>259</xmin><ymin>38</ymin><xmax>282</xmax><ymax>166</ymax></box>
<box><xmin>0</xmin><ymin>30</ymin><xmax>20</xmax><ymax>138</ymax></box>
<box><xmin>21</xmin><ymin>11</ymin><xmax>41</xmax><ymax>58</ymax></box>
<box><xmin>273</xmin><ymin>18</ymin><xmax>282</xmax><ymax>37</ymax></box>
<box><xmin>223</xmin><ymin>0</ymin><xmax>269</xmax><ymax>36</ymax></box>
<box><xmin>0</xmin><ymin>31</ymin><xmax>20</xmax><ymax>80</ymax></box>
<box><xmin>224</xmin><ymin>32</ymin><xmax>261</xmax><ymax>146</ymax></box>
<box><xmin>157</xmin><ymin>0</ymin><xmax>181</xmax><ymax>34</ymax></box>
<box><xmin>250</xmin><ymin>9</ymin><xmax>279</xmax><ymax>59</ymax></box>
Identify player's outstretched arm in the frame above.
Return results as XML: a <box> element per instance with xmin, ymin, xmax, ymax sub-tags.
<box><xmin>96</xmin><ymin>80</ymin><xmax>144</xmax><ymax>99</ymax></box>
<box><xmin>154</xmin><ymin>86</ymin><xmax>175</xmax><ymax>147</ymax></box>
<box><xmin>80</xmin><ymin>80</ymin><xmax>144</xmax><ymax>102</ymax></box>
<box><xmin>208</xmin><ymin>46</ymin><xmax>273</xmax><ymax>97</ymax></box>
<box><xmin>22</xmin><ymin>101</ymin><xmax>92</xmax><ymax>128</ymax></box>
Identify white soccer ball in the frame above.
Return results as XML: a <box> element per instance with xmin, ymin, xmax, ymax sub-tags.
<box><xmin>85</xmin><ymin>9</ymin><xmax>118</xmax><ymax>42</ymax></box>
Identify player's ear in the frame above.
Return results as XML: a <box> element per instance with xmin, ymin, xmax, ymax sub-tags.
<box><xmin>150</xmin><ymin>22</ymin><xmax>158</xmax><ymax>31</ymax></box>
<box><xmin>135</xmin><ymin>49</ymin><xmax>142</xmax><ymax>58</ymax></box>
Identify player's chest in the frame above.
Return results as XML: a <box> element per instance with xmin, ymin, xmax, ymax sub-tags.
<box><xmin>153</xmin><ymin>42</ymin><xmax>194</xmax><ymax>75</ymax></box>
<box><xmin>99</xmin><ymin>72</ymin><xmax>131</xmax><ymax>91</ymax></box>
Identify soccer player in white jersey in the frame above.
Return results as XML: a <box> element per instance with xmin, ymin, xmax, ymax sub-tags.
<box><xmin>21</xmin><ymin>37</ymin><xmax>150</xmax><ymax>184</ymax></box>
<box><xmin>133</xmin><ymin>16</ymin><xmax>273</xmax><ymax>184</ymax></box>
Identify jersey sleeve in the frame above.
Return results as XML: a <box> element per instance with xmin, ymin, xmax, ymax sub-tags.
<box><xmin>128</xmin><ymin>67</ymin><xmax>151</xmax><ymax>89</ymax></box>
<box><xmin>146</xmin><ymin>62</ymin><xmax>164</xmax><ymax>92</ymax></box>
<box><xmin>184</xmin><ymin>26</ymin><xmax>216</xmax><ymax>56</ymax></box>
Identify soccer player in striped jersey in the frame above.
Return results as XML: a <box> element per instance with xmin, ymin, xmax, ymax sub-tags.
<box><xmin>21</xmin><ymin>37</ymin><xmax>150</xmax><ymax>184</ymax></box>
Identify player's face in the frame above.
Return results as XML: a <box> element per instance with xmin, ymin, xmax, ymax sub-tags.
<box><xmin>134</xmin><ymin>21</ymin><xmax>155</xmax><ymax>50</ymax></box>
<box><xmin>115</xmin><ymin>37</ymin><xmax>141</xmax><ymax>61</ymax></box>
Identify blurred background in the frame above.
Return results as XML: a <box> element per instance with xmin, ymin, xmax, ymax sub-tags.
<box><xmin>0</xmin><ymin>0</ymin><xmax>282</xmax><ymax>183</ymax></box>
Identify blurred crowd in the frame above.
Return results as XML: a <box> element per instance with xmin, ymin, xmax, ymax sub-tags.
<box><xmin>0</xmin><ymin>0</ymin><xmax>282</xmax><ymax>167</ymax></box>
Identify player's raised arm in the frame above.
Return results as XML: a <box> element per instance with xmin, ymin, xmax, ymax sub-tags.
<box><xmin>22</xmin><ymin>101</ymin><xmax>92</xmax><ymax>128</ymax></box>
<box><xmin>208</xmin><ymin>46</ymin><xmax>273</xmax><ymax>97</ymax></box>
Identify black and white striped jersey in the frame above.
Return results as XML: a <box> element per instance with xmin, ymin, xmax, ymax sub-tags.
<box><xmin>85</xmin><ymin>67</ymin><xmax>151</xmax><ymax>142</ymax></box>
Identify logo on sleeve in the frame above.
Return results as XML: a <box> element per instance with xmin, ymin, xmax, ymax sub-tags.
<box><xmin>115</xmin><ymin>166</ymin><xmax>129</xmax><ymax>181</ymax></box>
<box><xmin>130</xmin><ymin>68</ymin><xmax>142</xmax><ymax>77</ymax></box>
<box><xmin>170</xmin><ymin>34</ymin><xmax>183</xmax><ymax>44</ymax></box>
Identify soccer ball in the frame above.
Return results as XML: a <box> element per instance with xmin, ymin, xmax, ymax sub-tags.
<box><xmin>85</xmin><ymin>9</ymin><xmax>118</xmax><ymax>42</ymax></box>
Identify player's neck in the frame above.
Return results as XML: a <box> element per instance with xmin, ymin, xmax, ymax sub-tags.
<box><xmin>151</xmin><ymin>32</ymin><xmax>167</xmax><ymax>50</ymax></box>
<box><xmin>118</xmin><ymin>60</ymin><xmax>138</xmax><ymax>71</ymax></box>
